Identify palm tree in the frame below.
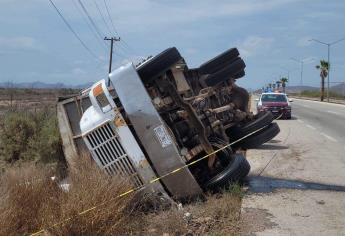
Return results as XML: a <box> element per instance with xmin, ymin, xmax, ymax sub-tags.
<box><xmin>280</xmin><ymin>77</ymin><xmax>288</xmax><ymax>93</ymax></box>
<box><xmin>315</xmin><ymin>60</ymin><xmax>329</xmax><ymax>101</ymax></box>
<box><xmin>268</xmin><ymin>83</ymin><xmax>272</xmax><ymax>92</ymax></box>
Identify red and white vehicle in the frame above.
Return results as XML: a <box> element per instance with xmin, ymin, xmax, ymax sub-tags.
<box><xmin>256</xmin><ymin>92</ymin><xmax>292</xmax><ymax>119</ymax></box>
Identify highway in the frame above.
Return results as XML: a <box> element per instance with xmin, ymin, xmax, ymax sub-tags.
<box><xmin>292</xmin><ymin>99</ymin><xmax>345</xmax><ymax>146</ymax></box>
<box><xmin>241</xmin><ymin>97</ymin><xmax>345</xmax><ymax>235</ymax></box>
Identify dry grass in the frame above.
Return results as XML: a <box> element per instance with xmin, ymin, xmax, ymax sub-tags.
<box><xmin>0</xmin><ymin>156</ymin><xmax>243</xmax><ymax>236</ymax></box>
<box><xmin>140</xmin><ymin>187</ymin><xmax>242</xmax><ymax>236</ymax></box>
<box><xmin>0</xmin><ymin>164</ymin><xmax>61</xmax><ymax>235</ymax></box>
<box><xmin>0</xmin><ymin>157</ymin><xmax>138</xmax><ymax>236</ymax></box>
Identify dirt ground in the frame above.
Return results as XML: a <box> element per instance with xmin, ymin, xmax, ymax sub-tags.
<box><xmin>139</xmin><ymin>191</ymin><xmax>242</xmax><ymax>236</ymax></box>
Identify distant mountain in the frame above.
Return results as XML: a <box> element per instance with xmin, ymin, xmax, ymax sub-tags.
<box><xmin>0</xmin><ymin>81</ymin><xmax>93</xmax><ymax>89</ymax></box>
<box><xmin>285</xmin><ymin>84</ymin><xmax>345</xmax><ymax>94</ymax></box>
<box><xmin>330</xmin><ymin>83</ymin><xmax>345</xmax><ymax>94</ymax></box>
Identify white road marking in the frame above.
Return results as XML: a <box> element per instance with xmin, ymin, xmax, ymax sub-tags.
<box><xmin>297</xmin><ymin>119</ymin><xmax>304</xmax><ymax>123</ymax></box>
<box><xmin>306</xmin><ymin>124</ymin><xmax>316</xmax><ymax>130</ymax></box>
<box><xmin>327</xmin><ymin>110</ymin><xmax>340</xmax><ymax>115</ymax></box>
<box><xmin>320</xmin><ymin>132</ymin><xmax>338</xmax><ymax>142</ymax></box>
<box><xmin>300</xmin><ymin>104</ymin><xmax>309</xmax><ymax>108</ymax></box>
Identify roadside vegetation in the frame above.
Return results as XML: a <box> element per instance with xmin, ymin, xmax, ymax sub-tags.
<box><xmin>315</xmin><ymin>60</ymin><xmax>329</xmax><ymax>101</ymax></box>
<box><xmin>299</xmin><ymin>90</ymin><xmax>345</xmax><ymax>100</ymax></box>
<box><xmin>0</xmin><ymin>88</ymin><xmax>77</xmax><ymax>174</ymax></box>
<box><xmin>0</xmin><ymin>107</ymin><xmax>66</xmax><ymax>175</ymax></box>
<box><xmin>0</xmin><ymin>158</ymin><xmax>243</xmax><ymax>236</ymax></box>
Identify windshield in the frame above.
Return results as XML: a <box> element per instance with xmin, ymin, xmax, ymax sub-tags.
<box><xmin>261</xmin><ymin>94</ymin><xmax>287</xmax><ymax>102</ymax></box>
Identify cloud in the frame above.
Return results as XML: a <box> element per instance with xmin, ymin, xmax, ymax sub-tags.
<box><xmin>0</xmin><ymin>36</ymin><xmax>42</xmax><ymax>54</ymax></box>
<box><xmin>72</xmin><ymin>67</ymin><xmax>87</xmax><ymax>75</ymax></box>
<box><xmin>0</xmin><ymin>36</ymin><xmax>37</xmax><ymax>50</ymax></box>
<box><xmin>237</xmin><ymin>36</ymin><xmax>275</xmax><ymax>58</ymax></box>
<box><xmin>45</xmin><ymin>0</ymin><xmax>299</xmax><ymax>32</ymax></box>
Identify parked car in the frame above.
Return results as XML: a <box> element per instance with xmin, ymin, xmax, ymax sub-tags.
<box><xmin>256</xmin><ymin>92</ymin><xmax>292</xmax><ymax>119</ymax></box>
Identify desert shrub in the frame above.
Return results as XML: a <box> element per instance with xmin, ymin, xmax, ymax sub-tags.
<box><xmin>0</xmin><ymin>164</ymin><xmax>62</xmax><ymax>235</ymax></box>
<box><xmin>0</xmin><ymin>156</ymin><xmax>243</xmax><ymax>236</ymax></box>
<box><xmin>301</xmin><ymin>90</ymin><xmax>345</xmax><ymax>99</ymax></box>
<box><xmin>0</xmin><ymin>158</ymin><xmax>137</xmax><ymax>236</ymax></box>
<box><xmin>29</xmin><ymin>107</ymin><xmax>64</xmax><ymax>163</ymax></box>
<box><xmin>0</xmin><ymin>107</ymin><xmax>64</xmax><ymax>164</ymax></box>
<box><xmin>0</xmin><ymin>112</ymin><xmax>36</xmax><ymax>162</ymax></box>
<box><xmin>140</xmin><ymin>189</ymin><xmax>242</xmax><ymax>236</ymax></box>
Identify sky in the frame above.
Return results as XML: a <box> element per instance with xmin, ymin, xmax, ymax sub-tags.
<box><xmin>0</xmin><ymin>0</ymin><xmax>345</xmax><ymax>89</ymax></box>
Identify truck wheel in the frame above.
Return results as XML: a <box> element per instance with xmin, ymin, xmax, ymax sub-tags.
<box><xmin>204</xmin><ymin>58</ymin><xmax>246</xmax><ymax>87</ymax></box>
<box><xmin>233</xmin><ymin>123</ymin><xmax>280</xmax><ymax>150</ymax></box>
<box><xmin>137</xmin><ymin>47</ymin><xmax>182</xmax><ymax>83</ymax></box>
<box><xmin>227</xmin><ymin>111</ymin><xmax>274</xmax><ymax>140</ymax></box>
<box><xmin>204</xmin><ymin>154</ymin><xmax>250</xmax><ymax>191</ymax></box>
<box><xmin>233</xmin><ymin>70</ymin><xmax>245</xmax><ymax>79</ymax></box>
<box><xmin>199</xmin><ymin>48</ymin><xmax>239</xmax><ymax>75</ymax></box>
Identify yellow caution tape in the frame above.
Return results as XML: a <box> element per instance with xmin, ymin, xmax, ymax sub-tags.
<box><xmin>29</xmin><ymin>114</ymin><xmax>281</xmax><ymax>236</ymax></box>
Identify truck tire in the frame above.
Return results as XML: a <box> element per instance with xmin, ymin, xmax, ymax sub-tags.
<box><xmin>233</xmin><ymin>122</ymin><xmax>280</xmax><ymax>150</ymax></box>
<box><xmin>233</xmin><ymin>70</ymin><xmax>245</xmax><ymax>79</ymax></box>
<box><xmin>227</xmin><ymin>111</ymin><xmax>274</xmax><ymax>140</ymax></box>
<box><xmin>204</xmin><ymin>154</ymin><xmax>250</xmax><ymax>191</ymax></box>
<box><xmin>137</xmin><ymin>47</ymin><xmax>182</xmax><ymax>83</ymax></box>
<box><xmin>199</xmin><ymin>48</ymin><xmax>239</xmax><ymax>75</ymax></box>
<box><xmin>204</xmin><ymin>58</ymin><xmax>246</xmax><ymax>86</ymax></box>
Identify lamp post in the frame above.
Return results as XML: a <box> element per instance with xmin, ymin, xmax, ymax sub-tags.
<box><xmin>309</xmin><ymin>37</ymin><xmax>345</xmax><ymax>102</ymax></box>
<box><xmin>290</xmin><ymin>58</ymin><xmax>305</xmax><ymax>87</ymax></box>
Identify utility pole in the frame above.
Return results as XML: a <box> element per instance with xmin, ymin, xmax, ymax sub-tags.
<box><xmin>104</xmin><ymin>36</ymin><xmax>120</xmax><ymax>86</ymax></box>
<box><xmin>309</xmin><ymin>37</ymin><xmax>345</xmax><ymax>102</ymax></box>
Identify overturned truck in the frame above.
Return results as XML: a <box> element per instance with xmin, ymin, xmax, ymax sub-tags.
<box><xmin>57</xmin><ymin>47</ymin><xmax>280</xmax><ymax>199</ymax></box>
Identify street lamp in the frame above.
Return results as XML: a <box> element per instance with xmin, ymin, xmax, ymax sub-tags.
<box><xmin>290</xmin><ymin>57</ymin><xmax>305</xmax><ymax>87</ymax></box>
<box><xmin>309</xmin><ymin>36</ymin><xmax>345</xmax><ymax>102</ymax></box>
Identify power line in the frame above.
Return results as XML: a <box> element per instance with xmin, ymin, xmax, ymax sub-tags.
<box><xmin>77</xmin><ymin>0</ymin><xmax>106</xmax><ymax>43</ymax></box>
<box><xmin>48</xmin><ymin>0</ymin><xmax>101</xmax><ymax>61</ymax></box>
<box><xmin>103</xmin><ymin>0</ymin><xmax>120</xmax><ymax>36</ymax></box>
<box><xmin>72</xmin><ymin>0</ymin><xmax>107</xmax><ymax>51</ymax></box>
<box><xmin>102</xmin><ymin>0</ymin><xmax>135</xmax><ymax>54</ymax></box>
<box><xmin>93</xmin><ymin>0</ymin><xmax>112</xmax><ymax>35</ymax></box>
<box><xmin>103</xmin><ymin>0</ymin><xmax>131</xmax><ymax>49</ymax></box>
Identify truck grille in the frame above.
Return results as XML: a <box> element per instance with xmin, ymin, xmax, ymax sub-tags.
<box><xmin>85</xmin><ymin>122</ymin><xmax>143</xmax><ymax>188</ymax></box>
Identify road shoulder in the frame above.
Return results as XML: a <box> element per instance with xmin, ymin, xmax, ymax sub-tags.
<box><xmin>240</xmin><ymin>105</ymin><xmax>345</xmax><ymax>235</ymax></box>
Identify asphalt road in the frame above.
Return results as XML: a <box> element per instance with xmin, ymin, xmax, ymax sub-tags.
<box><xmin>241</xmin><ymin>97</ymin><xmax>345</xmax><ymax>235</ymax></box>
<box><xmin>292</xmin><ymin>98</ymin><xmax>345</xmax><ymax>147</ymax></box>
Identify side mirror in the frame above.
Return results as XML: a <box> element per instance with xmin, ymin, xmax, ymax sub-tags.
<box><xmin>255</xmin><ymin>98</ymin><xmax>259</xmax><ymax>101</ymax></box>
<box><xmin>289</xmin><ymin>99</ymin><xmax>293</xmax><ymax>102</ymax></box>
